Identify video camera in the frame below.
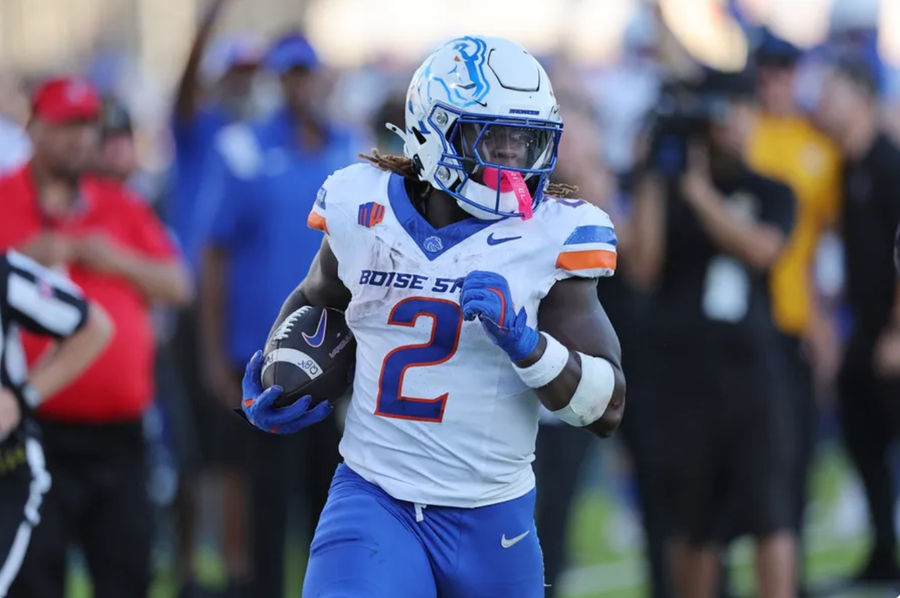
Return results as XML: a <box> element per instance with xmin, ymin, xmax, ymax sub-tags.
<box><xmin>645</xmin><ymin>70</ymin><xmax>754</xmax><ymax>177</ymax></box>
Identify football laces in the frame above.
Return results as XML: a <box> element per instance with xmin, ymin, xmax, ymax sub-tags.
<box><xmin>270</xmin><ymin>306</ymin><xmax>312</xmax><ymax>341</ymax></box>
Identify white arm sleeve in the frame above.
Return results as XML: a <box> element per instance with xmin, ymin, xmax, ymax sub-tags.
<box><xmin>551</xmin><ymin>352</ymin><xmax>615</xmax><ymax>427</ymax></box>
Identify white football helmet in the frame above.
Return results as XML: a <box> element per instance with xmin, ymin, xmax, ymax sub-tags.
<box><xmin>392</xmin><ymin>35</ymin><xmax>563</xmax><ymax>220</ymax></box>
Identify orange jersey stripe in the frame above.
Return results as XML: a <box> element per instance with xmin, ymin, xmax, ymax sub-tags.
<box><xmin>555</xmin><ymin>249</ymin><xmax>617</xmax><ymax>272</ymax></box>
<box><xmin>307</xmin><ymin>211</ymin><xmax>328</xmax><ymax>233</ymax></box>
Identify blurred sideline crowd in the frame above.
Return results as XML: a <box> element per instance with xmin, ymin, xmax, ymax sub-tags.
<box><xmin>4</xmin><ymin>0</ymin><xmax>900</xmax><ymax>597</ymax></box>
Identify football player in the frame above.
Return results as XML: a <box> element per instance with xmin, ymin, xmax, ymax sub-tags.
<box><xmin>241</xmin><ymin>35</ymin><xmax>625</xmax><ymax>596</ymax></box>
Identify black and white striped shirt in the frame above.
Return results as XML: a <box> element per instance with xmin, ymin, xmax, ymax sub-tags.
<box><xmin>0</xmin><ymin>251</ymin><xmax>86</xmax><ymax>597</ymax></box>
<box><xmin>0</xmin><ymin>250</ymin><xmax>89</xmax><ymax>408</ymax></box>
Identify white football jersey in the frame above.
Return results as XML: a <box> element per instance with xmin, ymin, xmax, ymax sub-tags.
<box><xmin>307</xmin><ymin>163</ymin><xmax>616</xmax><ymax>507</ymax></box>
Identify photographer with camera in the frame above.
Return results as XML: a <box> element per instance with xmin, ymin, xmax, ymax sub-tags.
<box><xmin>626</xmin><ymin>70</ymin><xmax>796</xmax><ymax>598</ymax></box>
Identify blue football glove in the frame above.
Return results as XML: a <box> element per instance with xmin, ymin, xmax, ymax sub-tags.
<box><xmin>240</xmin><ymin>350</ymin><xmax>333</xmax><ymax>434</ymax></box>
<box><xmin>460</xmin><ymin>270</ymin><xmax>539</xmax><ymax>361</ymax></box>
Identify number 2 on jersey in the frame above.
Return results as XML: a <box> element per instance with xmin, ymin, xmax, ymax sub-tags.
<box><xmin>375</xmin><ymin>297</ymin><xmax>462</xmax><ymax>422</ymax></box>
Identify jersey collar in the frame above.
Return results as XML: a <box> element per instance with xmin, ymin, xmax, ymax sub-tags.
<box><xmin>387</xmin><ymin>173</ymin><xmax>499</xmax><ymax>261</ymax></box>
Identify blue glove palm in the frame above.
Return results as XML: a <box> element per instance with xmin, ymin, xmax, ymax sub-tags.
<box><xmin>240</xmin><ymin>350</ymin><xmax>332</xmax><ymax>434</ymax></box>
<box><xmin>460</xmin><ymin>270</ymin><xmax>539</xmax><ymax>361</ymax></box>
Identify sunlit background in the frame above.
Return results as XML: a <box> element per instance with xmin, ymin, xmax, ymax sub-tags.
<box><xmin>3</xmin><ymin>1</ymin><xmax>900</xmax><ymax>597</ymax></box>
<box><xmin>0</xmin><ymin>0</ymin><xmax>892</xmax><ymax>75</ymax></box>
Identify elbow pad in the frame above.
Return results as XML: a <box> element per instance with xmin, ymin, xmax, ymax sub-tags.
<box><xmin>552</xmin><ymin>353</ymin><xmax>615</xmax><ymax>427</ymax></box>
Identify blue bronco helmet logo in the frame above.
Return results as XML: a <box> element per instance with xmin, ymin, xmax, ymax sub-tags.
<box><xmin>423</xmin><ymin>36</ymin><xmax>490</xmax><ymax>108</ymax></box>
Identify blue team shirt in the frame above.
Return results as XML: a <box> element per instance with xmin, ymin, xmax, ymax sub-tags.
<box><xmin>169</xmin><ymin>105</ymin><xmax>233</xmax><ymax>269</ymax></box>
<box><xmin>202</xmin><ymin>108</ymin><xmax>359</xmax><ymax>366</ymax></box>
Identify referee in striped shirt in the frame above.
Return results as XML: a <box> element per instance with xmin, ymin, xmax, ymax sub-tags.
<box><xmin>0</xmin><ymin>250</ymin><xmax>111</xmax><ymax>597</ymax></box>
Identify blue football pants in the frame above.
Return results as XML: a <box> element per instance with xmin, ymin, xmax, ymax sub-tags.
<box><xmin>303</xmin><ymin>463</ymin><xmax>545</xmax><ymax>597</ymax></box>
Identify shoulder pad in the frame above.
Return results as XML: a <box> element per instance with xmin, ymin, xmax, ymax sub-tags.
<box><xmin>541</xmin><ymin>197</ymin><xmax>617</xmax><ymax>279</ymax></box>
<box><xmin>306</xmin><ymin>162</ymin><xmax>387</xmax><ymax>235</ymax></box>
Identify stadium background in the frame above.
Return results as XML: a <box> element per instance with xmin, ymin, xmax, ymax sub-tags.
<box><xmin>1</xmin><ymin>0</ymin><xmax>899</xmax><ymax>596</ymax></box>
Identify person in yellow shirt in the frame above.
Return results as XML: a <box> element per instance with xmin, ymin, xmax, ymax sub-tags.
<box><xmin>745</xmin><ymin>31</ymin><xmax>842</xmax><ymax>586</ymax></box>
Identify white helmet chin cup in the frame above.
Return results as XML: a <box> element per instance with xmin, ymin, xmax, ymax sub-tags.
<box><xmin>401</xmin><ymin>35</ymin><xmax>563</xmax><ymax>220</ymax></box>
<box><xmin>456</xmin><ymin>180</ymin><xmax>520</xmax><ymax>220</ymax></box>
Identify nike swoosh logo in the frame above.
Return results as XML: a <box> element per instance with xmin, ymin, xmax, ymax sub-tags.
<box><xmin>487</xmin><ymin>233</ymin><xmax>522</xmax><ymax>246</ymax></box>
<box><xmin>302</xmin><ymin>310</ymin><xmax>328</xmax><ymax>348</ymax></box>
<box><xmin>501</xmin><ymin>530</ymin><xmax>530</xmax><ymax>548</ymax></box>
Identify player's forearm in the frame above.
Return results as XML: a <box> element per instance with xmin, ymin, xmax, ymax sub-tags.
<box><xmin>586</xmin><ymin>389</ymin><xmax>625</xmax><ymax>437</ymax></box>
<box><xmin>270</xmin><ymin>285</ymin><xmax>311</xmax><ymax>339</ymax></box>
<box><xmin>515</xmin><ymin>334</ymin><xmax>626</xmax><ymax>435</ymax></box>
<box><xmin>293</xmin><ymin>238</ymin><xmax>351</xmax><ymax>313</ymax></box>
<box><xmin>471</xmin><ymin>276</ymin><xmax>627</xmax><ymax>435</ymax></box>
<box><xmin>264</xmin><ymin>238</ymin><xmax>353</xmax><ymax>343</ymax></box>
<box><xmin>514</xmin><ymin>334</ymin><xmax>579</xmax><ymax>411</ymax></box>
<box><xmin>268</xmin><ymin>270</ymin><xmax>345</xmax><ymax>340</ymax></box>
<box><xmin>26</xmin><ymin>304</ymin><xmax>113</xmax><ymax>405</ymax></box>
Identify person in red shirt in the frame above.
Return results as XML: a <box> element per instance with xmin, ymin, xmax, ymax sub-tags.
<box><xmin>0</xmin><ymin>75</ymin><xmax>192</xmax><ymax>598</ymax></box>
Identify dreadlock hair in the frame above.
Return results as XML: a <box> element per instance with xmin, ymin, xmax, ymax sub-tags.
<box><xmin>360</xmin><ymin>150</ymin><xmax>419</xmax><ymax>179</ymax></box>
<box><xmin>360</xmin><ymin>149</ymin><xmax>578</xmax><ymax>198</ymax></box>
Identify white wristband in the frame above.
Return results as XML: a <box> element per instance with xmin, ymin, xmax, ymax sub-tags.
<box><xmin>512</xmin><ymin>332</ymin><xmax>569</xmax><ymax>388</ymax></box>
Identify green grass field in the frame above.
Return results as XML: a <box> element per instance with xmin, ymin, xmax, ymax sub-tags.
<box><xmin>64</xmin><ymin>441</ymin><xmax>894</xmax><ymax>597</ymax></box>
